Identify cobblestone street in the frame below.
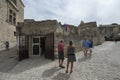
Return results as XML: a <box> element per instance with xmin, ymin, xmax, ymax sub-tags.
<box><xmin>0</xmin><ymin>42</ymin><xmax>120</xmax><ymax>80</ymax></box>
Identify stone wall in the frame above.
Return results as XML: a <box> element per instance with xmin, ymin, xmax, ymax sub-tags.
<box><xmin>19</xmin><ymin>20</ymin><xmax>59</xmax><ymax>35</ymax></box>
<box><xmin>0</xmin><ymin>0</ymin><xmax>24</xmax><ymax>50</ymax></box>
<box><xmin>18</xmin><ymin>20</ymin><xmax>63</xmax><ymax>57</ymax></box>
<box><xmin>16</xmin><ymin>0</ymin><xmax>24</xmax><ymax>23</ymax></box>
<box><xmin>0</xmin><ymin>0</ymin><xmax>16</xmax><ymax>50</ymax></box>
<box><xmin>98</xmin><ymin>24</ymin><xmax>120</xmax><ymax>38</ymax></box>
<box><xmin>78</xmin><ymin>21</ymin><xmax>104</xmax><ymax>46</ymax></box>
<box><xmin>54</xmin><ymin>21</ymin><xmax>105</xmax><ymax>58</ymax></box>
<box><xmin>18</xmin><ymin>20</ymin><xmax>106</xmax><ymax>59</ymax></box>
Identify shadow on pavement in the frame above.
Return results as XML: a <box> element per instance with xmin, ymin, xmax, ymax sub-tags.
<box><xmin>0</xmin><ymin>46</ymin><xmax>17</xmax><ymax>61</ymax></box>
<box><xmin>0</xmin><ymin>46</ymin><xmax>54</xmax><ymax>74</ymax></box>
<box><xmin>0</xmin><ymin>47</ymin><xmax>18</xmax><ymax>73</ymax></box>
<box><xmin>52</xmin><ymin>72</ymin><xmax>70</xmax><ymax>80</ymax></box>
<box><xmin>42</xmin><ymin>66</ymin><xmax>61</xmax><ymax>78</ymax></box>
<box><xmin>8</xmin><ymin>57</ymin><xmax>53</xmax><ymax>74</ymax></box>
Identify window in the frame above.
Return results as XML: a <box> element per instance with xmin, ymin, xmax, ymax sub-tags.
<box><xmin>11</xmin><ymin>0</ymin><xmax>17</xmax><ymax>5</ymax></box>
<box><xmin>33</xmin><ymin>38</ymin><xmax>39</xmax><ymax>43</ymax></box>
<box><xmin>13</xmin><ymin>17</ymin><xmax>16</xmax><ymax>24</ymax></box>
<box><xmin>9</xmin><ymin>9</ymin><xmax>12</xmax><ymax>14</ymax></box>
<box><xmin>13</xmin><ymin>13</ymin><xmax>16</xmax><ymax>24</ymax></box>
<box><xmin>8</xmin><ymin>9</ymin><xmax>16</xmax><ymax>25</ymax></box>
<box><xmin>9</xmin><ymin>10</ymin><xmax>12</xmax><ymax>23</ymax></box>
<box><xmin>9</xmin><ymin>15</ymin><xmax>12</xmax><ymax>22</ymax></box>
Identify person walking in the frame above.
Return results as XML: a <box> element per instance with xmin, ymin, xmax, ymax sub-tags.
<box><xmin>57</xmin><ymin>40</ymin><xmax>65</xmax><ymax>68</ymax></box>
<box><xmin>88</xmin><ymin>39</ymin><xmax>93</xmax><ymax>57</ymax></box>
<box><xmin>5</xmin><ymin>41</ymin><xmax>9</xmax><ymax>50</ymax></box>
<box><xmin>66</xmin><ymin>41</ymin><xmax>76</xmax><ymax>74</ymax></box>
<box><xmin>115</xmin><ymin>38</ymin><xmax>117</xmax><ymax>43</ymax></box>
<box><xmin>82</xmin><ymin>37</ymin><xmax>89</xmax><ymax>58</ymax></box>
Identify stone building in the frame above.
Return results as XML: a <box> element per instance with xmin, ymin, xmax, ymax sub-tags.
<box><xmin>78</xmin><ymin>21</ymin><xmax>104</xmax><ymax>45</ymax></box>
<box><xmin>17</xmin><ymin>20</ymin><xmax>105</xmax><ymax>61</ymax></box>
<box><xmin>60</xmin><ymin>24</ymin><xmax>80</xmax><ymax>51</ymax></box>
<box><xmin>0</xmin><ymin>0</ymin><xmax>24</xmax><ymax>50</ymax></box>
<box><xmin>98</xmin><ymin>23</ymin><xmax>120</xmax><ymax>40</ymax></box>
<box><xmin>17</xmin><ymin>20</ymin><xmax>84</xmax><ymax>60</ymax></box>
<box><xmin>78</xmin><ymin>21</ymin><xmax>97</xmax><ymax>38</ymax></box>
<box><xmin>17</xmin><ymin>20</ymin><xmax>64</xmax><ymax>60</ymax></box>
<box><xmin>61</xmin><ymin>24</ymin><xmax>78</xmax><ymax>36</ymax></box>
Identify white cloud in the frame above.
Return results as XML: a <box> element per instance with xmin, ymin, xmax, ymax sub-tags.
<box><xmin>23</xmin><ymin>0</ymin><xmax>120</xmax><ymax>26</ymax></box>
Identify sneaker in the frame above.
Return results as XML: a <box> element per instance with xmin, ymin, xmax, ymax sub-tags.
<box><xmin>66</xmin><ymin>70</ymin><xmax>68</xmax><ymax>73</ymax></box>
<box><xmin>70</xmin><ymin>70</ymin><xmax>73</xmax><ymax>74</ymax></box>
<box><xmin>60</xmin><ymin>65</ymin><xmax>65</xmax><ymax>68</ymax></box>
<box><xmin>59</xmin><ymin>65</ymin><xmax>61</xmax><ymax>67</ymax></box>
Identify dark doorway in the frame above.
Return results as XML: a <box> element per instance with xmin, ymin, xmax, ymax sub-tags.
<box><xmin>32</xmin><ymin>37</ymin><xmax>40</xmax><ymax>56</ymax></box>
<box><xmin>33</xmin><ymin>45</ymin><xmax>39</xmax><ymax>55</ymax></box>
<box><xmin>40</xmin><ymin>37</ymin><xmax>45</xmax><ymax>56</ymax></box>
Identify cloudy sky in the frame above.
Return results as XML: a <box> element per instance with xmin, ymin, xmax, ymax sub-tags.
<box><xmin>22</xmin><ymin>0</ymin><xmax>120</xmax><ymax>26</ymax></box>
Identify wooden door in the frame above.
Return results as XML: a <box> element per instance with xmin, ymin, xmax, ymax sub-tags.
<box><xmin>45</xmin><ymin>33</ymin><xmax>54</xmax><ymax>60</ymax></box>
<box><xmin>19</xmin><ymin>35</ymin><xmax>29</xmax><ymax>61</ymax></box>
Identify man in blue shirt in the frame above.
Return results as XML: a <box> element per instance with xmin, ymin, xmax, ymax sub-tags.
<box><xmin>82</xmin><ymin>38</ymin><xmax>89</xmax><ymax>57</ymax></box>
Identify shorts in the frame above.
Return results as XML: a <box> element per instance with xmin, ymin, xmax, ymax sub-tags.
<box><xmin>89</xmin><ymin>48</ymin><xmax>93</xmax><ymax>50</ymax></box>
<box><xmin>58</xmin><ymin>51</ymin><xmax>64</xmax><ymax>60</ymax></box>
<box><xmin>83</xmin><ymin>47</ymin><xmax>88</xmax><ymax>51</ymax></box>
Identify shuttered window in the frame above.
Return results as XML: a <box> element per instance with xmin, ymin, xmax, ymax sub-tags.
<box><xmin>8</xmin><ymin>9</ymin><xmax>16</xmax><ymax>25</ymax></box>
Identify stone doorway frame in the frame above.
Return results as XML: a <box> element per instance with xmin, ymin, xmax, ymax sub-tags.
<box><xmin>32</xmin><ymin>36</ymin><xmax>41</xmax><ymax>56</ymax></box>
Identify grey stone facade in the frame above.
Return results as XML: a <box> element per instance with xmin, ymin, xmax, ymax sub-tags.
<box><xmin>98</xmin><ymin>24</ymin><xmax>120</xmax><ymax>39</ymax></box>
<box><xmin>18</xmin><ymin>20</ymin><xmax>106</xmax><ymax>59</ymax></box>
<box><xmin>0</xmin><ymin>0</ymin><xmax>24</xmax><ymax>50</ymax></box>
<box><xmin>18</xmin><ymin>20</ymin><xmax>62</xmax><ymax>57</ymax></box>
<box><xmin>19</xmin><ymin>20</ymin><xmax>59</xmax><ymax>36</ymax></box>
<box><xmin>78</xmin><ymin>21</ymin><xmax>104</xmax><ymax>46</ymax></box>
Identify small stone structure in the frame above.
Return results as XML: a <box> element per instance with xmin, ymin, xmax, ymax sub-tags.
<box><xmin>17</xmin><ymin>20</ymin><xmax>63</xmax><ymax>60</ymax></box>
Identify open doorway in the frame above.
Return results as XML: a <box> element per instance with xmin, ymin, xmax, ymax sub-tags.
<box><xmin>40</xmin><ymin>37</ymin><xmax>45</xmax><ymax>56</ymax></box>
<box><xmin>32</xmin><ymin>37</ymin><xmax>41</xmax><ymax>56</ymax></box>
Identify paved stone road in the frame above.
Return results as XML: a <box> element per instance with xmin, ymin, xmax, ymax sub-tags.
<box><xmin>0</xmin><ymin>42</ymin><xmax>120</xmax><ymax>80</ymax></box>
<box><xmin>0</xmin><ymin>47</ymin><xmax>18</xmax><ymax>73</ymax></box>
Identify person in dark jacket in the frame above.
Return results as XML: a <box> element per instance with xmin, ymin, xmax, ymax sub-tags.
<box><xmin>88</xmin><ymin>39</ymin><xmax>93</xmax><ymax>57</ymax></box>
<box><xmin>5</xmin><ymin>41</ymin><xmax>9</xmax><ymax>50</ymax></box>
